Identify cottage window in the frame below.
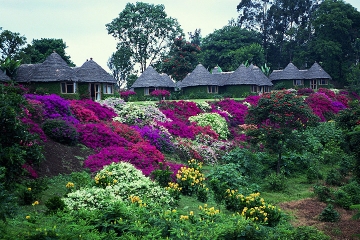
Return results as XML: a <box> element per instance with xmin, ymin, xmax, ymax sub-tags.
<box><xmin>103</xmin><ymin>84</ymin><xmax>114</xmax><ymax>94</ymax></box>
<box><xmin>61</xmin><ymin>82</ymin><xmax>76</xmax><ymax>94</ymax></box>
<box><xmin>207</xmin><ymin>85</ymin><xmax>218</xmax><ymax>94</ymax></box>
<box><xmin>251</xmin><ymin>85</ymin><xmax>257</xmax><ymax>93</ymax></box>
<box><xmin>293</xmin><ymin>79</ymin><xmax>304</xmax><ymax>86</ymax></box>
<box><xmin>318</xmin><ymin>79</ymin><xmax>328</xmax><ymax>85</ymax></box>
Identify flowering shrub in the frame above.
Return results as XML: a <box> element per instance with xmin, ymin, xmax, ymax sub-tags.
<box><xmin>20</xmin><ymin>116</ymin><xmax>47</xmax><ymax>141</ymax></box>
<box><xmin>108</xmin><ymin>121</ymin><xmax>143</xmax><ymax>143</ymax></box>
<box><xmin>196</xmin><ymin>101</ymin><xmax>211</xmax><ymax>111</ymax></box>
<box><xmin>158</xmin><ymin>100</ymin><xmax>202</xmax><ymax>122</ymax></box>
<box><xmin>297</xmin><ymin>88</ymin><xmax>314</xmax><ymax>96</ymax></box>
<box><xmin>176</xmin><ymin>159</ymin><xmax>206</xmax><ymax>196</ymax></box>
<box><xmin>150</xmin><ymin>90</ymin><xmax>170</xmax><ymax>100</ymax></box>
<box><xmin>69</xmin><ymin>100</ymin><xmax>100</xmax><ymax>123</ymax></box>
<box><xmin>84</xmin><ymin>142</ymin><xmax>165</xmax><ymax>176</ymax></box>
<box><xmin>318</xmin><ymin>88</ymin><xmax>336</xmax><ymax>99</ymax></box>
<box><xmin>305</xmin><ymin>92</ymin><xmax>338</xmax><ymax>121</ymax></box>
<box><xmin>69</xmin><ymin>99</ymin><xmax>117</xmax><ymax>121</ymax></box>
<box><xmin>26</xmin><ymin>99</ymin><xmax>44</xmax><ymax>123</ymax></box>
<box><xmin>113</xmin><ymin>103</ymin><xmax>169</xmax><ymax>125</ymax></box>
<box><xmin>77</xmin><ymin>123</ymin><xmax>129</xmax><ymax>150</ymax></box>
<box><xmin>224</xmin><ymin>191</ymin><xmax>282</xmax><ymax>226</ymax></box>
<box><xmin>211</xmin><ymin>98</ymin><xmax>248</xmax><ymax>126</ymax></box>
<box><xmin>134</xmin><ymin>125</ymin><xmax>175</xmax><ymax>153</ymax></box>
<box><xmin>243</xmin><ymin>95</ymin><xmax>261</xmax><ymax>106</ymax></box>
<box><xmin>189</xmin><ymin>113</ymin><xmax>229</xmax><ymax>139</ymax></box>
<box><xmin>64</xmin><ymin>162</ymin><xmax>174</xmax><ymax>210</ymax></box>
<box><xmin>120</xmin><ymin>90</ymin><xmax>136</xmax><ymax>101</ymax></box>
<box><xmin>25</xmin><ymin>94</ymin><xmax>78</xmax><ymax>124</ymax></box>
<box><xmin>42</xmin><ymin>119</ymin><xmax>79</xmax><ymax>145</ymax></box>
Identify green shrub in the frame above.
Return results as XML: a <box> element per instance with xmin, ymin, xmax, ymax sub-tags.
<box><xmin>150</xmin><ymin>162</ymin><xmax>172</xmax><ymax>187</ymax></box>
<box><xmin>340</xmin><ymin>181</ymin><xmax>360</xmax><ymax>204</ymax></box>
<box><xmin>306</xmin><ymin>165</ymin><xmax>323</xmax><ymax>183</ymax></box>
<box><xmin>45</xmin><ymin>196</ymin><xmax>66</xmax><ymax>214</ymax></box>
<box><xmin>189</xmin><ymin>112</ymin><xmax>230</xmax><ymax>139</ymax></box>
<box><xmin>70</xmin><ymin>171</ymin><xmax>93</xmax><ymax>190</ymax></box>
<box><xmin>325</xmin><ymin>169</ymin><xmax>343</xmax><ymax>186</ymax></box>
<box><xmin>42</xmin><ymin>119</ymin><xmax>79</xmax><ymax>145</ymax></box>
<box><xmin>313</xmin><ymin>185</ymin><xmax>332</xmax><ymax>202</ymax></box>
<box><xmin>265</xmin><ymin>171</ymin><xmax>287</xmax><ymax>192</ymax></box>
<box><xmin>333</xmin><ymin>189</ymin><xmax>352</xmax><ymax>209</ymax></box>
<box><xmin>318</xmin><ymin>204</ymin><xmax>340</xmax><ymax>222</ymax></box>
<box><xmin>16</xmin><ymin>178</ymin><xmax>48</xmax><ymax>205</ymax></box>
<box><xmin>291</xmin><ymin>226</ymin><xmax>331</xmax><ymax>240</ymax></box>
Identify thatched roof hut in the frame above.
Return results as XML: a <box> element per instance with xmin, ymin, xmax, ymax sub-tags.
<box><xmin>75</xmin><ymin>58</ymin><xmax>116</xmax><ymax>83</ymax></box>
<box><xmin>269</xmin><ymin>62</ymin><xmax>303</xmax><ymax>81</ymax></box>
<box><xmin>305</xmin><ymin>62</ymin><xmax>332</xmax><ymax>79</ymax></box>
<box><xmin>131</xmin><ymin>66</ymin><xmax>175</xmax><ymax>88</ymax></box>
<box><xmin>179</xmin><ymin>64</ymin><xmax>215</xmax><ymax>87</ymax></box>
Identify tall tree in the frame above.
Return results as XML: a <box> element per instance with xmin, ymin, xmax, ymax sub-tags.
<box><xmin>0</xmin><ymin>29</ymin><xmax>26</xmax><ymax>61</ymax></box>
<box><xmin>107</xmin><ymin>45</ymin><xmax>134</xmax><ymax>87</ymax></box>
<box><xmin>200</xmin><ymin>25</ymin><xmax>263</xmax><ymax>71</ymax></box>
<box><xmin>106</xmin><ymin>2</ymin><xmax>183</xmax><ymax>73</ymax></box>
<box><xmin>157</xmin><ymin>36</ymin><xmax>200</xmax><ymax>81</ymax></box>
<box><xmin>308</xmin><ymin>0</ymin><xmax>360</xmax><ymax>85</ymax></box>
<box><xmin>21</xmin><ymin>38</ymin><xmax>75</xmax><ymax>66</ymax></box>
<box><xmin>188</xmin><ymin>29</ymin><xmax>202</xmax><ymax>46</ymax></box>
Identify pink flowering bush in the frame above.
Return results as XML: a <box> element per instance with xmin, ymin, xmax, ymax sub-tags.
<box><xmin>76</xmin><ymin>123</ymin><xmax>129</xmax><ymax>150</ymax></box>
<box><xmin>243</xmin><ymin>95</ymin><xmax>261</xmax><ymax>106</ymax></box>
<box><xmin>158</xmin><ymin>100</ymin><xmax>202</xmax><ymax>122</ymax></box>
<box><xmin>296</xmin><ymin>88</ymin><xmax>314</xmax><ymax>96</ymax></box>
<box><xmin>150</xmin><ymin>90</ymin><xmax>171</xmax><ymax>100</ymax></box>
<box><xmin>305</xmin><ymin>92</ymin><xmax>339</xmax><ymax>121</ymax></box>
<box><xmin>120</xmin><ymin>90</ymin><xmax>136</xmax><ymax>101</ymax></box>
<box><xmin>318</xmin><ymin>88</ymin><xmax>336</xmax><ymax>99</ymax></box>
<box><xmin>70</xmin><ymin>99</ymin><xmax>117</xmax><ymax>121</ymax></box>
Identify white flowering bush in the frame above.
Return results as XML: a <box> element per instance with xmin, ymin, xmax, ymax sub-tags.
<box><xmin>63</xmin><ymin>162</ymin><xmax>174</xmax><ymax>211</ymax></box>
<box><xmin>110</xmin><ymin>102</ymin><xmax>169</xmax><ymax>125</ymax></box>
<box><xmin>189</xmin><ymin>113</ymin><xmax>230</xmax><ymax>139</ymax></box>
<box><xmin>196</xmin><ymin>101</ymin><xmax>211</xmax><ymax>111</ymax></box>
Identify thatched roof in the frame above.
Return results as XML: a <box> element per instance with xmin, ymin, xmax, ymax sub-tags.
<box><xmin>305</xmin><ymin>62</ymin><xmax>332</xmax><ymax>79</ymax></box>
<box><xmin>0</xmin><ymin>70</ymin><xmax>10</xmax><ymax>81</ymax></box>
<box><xmin>15</xmin><ymin>64</ymin><xmax>39</xmax><ymax>82</ymax></box>
<box><xmin>269</xmin><ymin>62</ymin><xmax>303</xmax><ymax>80</ymax></box>
<box><xmin>131</xmin><ymin>66</ymin><xmax>175</xmax><ymax>88</ymax></box>
<box><xmin>225</xmin><ymin>64</ymin><xmax>254</xmax><ymax>85</ymax></box>
<box><xmin>179</xmin><ymin>64</ymin><xmax>216</xmax><ymax>87</ymax></box>
<box><xmin>252</xmin><ymin>66</ymin><xmax>273</xmax><ymax>86</ymax></box>
<box><xmin>20</xmin><ymin>52</ymin><xmax>78</xmax><ymax>82</ymax></box>
<box><xmin>75</xmin><ymin>59</ymin><xmax>116</xmax><ymax>83</ymax></box>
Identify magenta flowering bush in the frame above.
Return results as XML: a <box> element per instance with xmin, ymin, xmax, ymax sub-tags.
<box><xmin>76</xmin><ymin>123</ymin><xmax>130</xmax><ymax>150</ymax></box>
<box><xmin>70</xmin><ymin>99</ymin><xmax>117</xmax><ymax>121</ymax></box>
<box><xmin>108</xmin><ymin>121</ymin><xmax>144</xmax><ymax>143</ymax></box>
<box><xmin>150</xmin><ymin>90</ymin><xmax>170</xmax><ymax>100</ymax></box>
<box><xmin>243</xmin><ymin>95</ymin><xmax>261</xmax><ymax>106</ymax></box>
<box><xmin>158</xmin><ymin>100</ymin><xmax>202</xmax><ymax>122</ymax></box>
<box><xmin>84</xmin><ymin>141</ymin><xmax>165</xmax><ymax>176</ymax></box>
<box><xmin>305</xmin><ymin>92</ymin><xmax>342</xmax><ymax>121</ymax></box>
<box><xmin>296</xmin><ymin>88</ymin><xmax>314</xmax><ymax>96</ymax></box>
<box><xmin>211</xmin><ymin>98</ymin><xmax>248</xmax><ymax>126</ymax></box>
<box><xmin>120</xmin><ymin>90</ymin><xmax>136</xmax><ymax>101</ymax></box>
<box><xmin>25</xmin><ymin>94</ymin><xmax>79</xmax><ymax>124</ymax></box>
<box><xmin>318</xmin><ymin>88</ymin><xmax>336</xmax><ymax>99</ymax></box>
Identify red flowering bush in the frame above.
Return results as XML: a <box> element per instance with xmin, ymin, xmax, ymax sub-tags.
<box><xmin>318</xmin><ymin>88</ymin><xmax>336</xmax><ymax>99</ymax></box>
<box><xmin>76</xmin><ymin>123</ymin><xmax>129</xmax><ymax>150</ymax></box>
<box><xmin>69</xmin><ymin>100</ymin><xmax>100</xmax><ymax>123</ymax></box>
<box><xmin>108</xmin><ymin>121</ymin><xmax>143</xmax><ymax>143</ymax></box>
<box><xmin>158</xmin><ymin>100</ymin><xmax>202</xmax><ymax>122</ymax></box>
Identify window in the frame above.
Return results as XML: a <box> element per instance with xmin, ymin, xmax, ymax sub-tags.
<box><xmin>61</xmin><ymin>82</ymin><xmax>76</xmax><ymax>94</ymax></box>
<box><xmin>207</xmin><ymin>85</ymin><xmax>218</xmax><ymax>94</ymax></box>
<box><xmin>318</xmin><ymin>79</ymin><xmax>328</xmax><ymax>85</ymax></box>
<box><xmin>310</xmin><ymin>79</ymin><xmax>317</xmax><ymax>90</ymax></box>
<box><xmin>144</xmin><ymin>87</ymin><xmax>156</xmax><ymax>95</ymax></box>
<box><xmin>103</xmin><ymin>84</ymin><xmax>114</xmax><ymax>94</ymax></box>
<box><xmin>293</xmin><ymin>79</ymin><xmax>304</xmax><ymax>86</ymax></box>
<box><xmin>251</xmin><ymin>85</ymin><xmax>257</xmax><ymax>93</ymax></box>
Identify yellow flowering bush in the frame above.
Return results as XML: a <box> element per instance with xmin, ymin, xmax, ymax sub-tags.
<box><xmin>165</xmin><ymin>182</ymin><xmax>182</xmax><ymax>200</ymax></box>
<box><xmin>176</xmin><ymin>159</ymin><xmax>205</xmax><ymax>196</ymax></box>
<box><xmin>225</xmin><ymin>191</ymin><xmax>282</xmax><ymax>226</ymax></box>
<box><xmin>129</xmin><ymin>195</ymin><xmax>146</xmax><ymax>207</ymax></box>
<box><xmin>94</xmin><ymin>170</ymin><xmax>118</xmax><ymax>188</ymax></box>
<box><xmin>198</xmin><ymin>204</ymin><xmax>220</xmax><ymax>222</ymax></box>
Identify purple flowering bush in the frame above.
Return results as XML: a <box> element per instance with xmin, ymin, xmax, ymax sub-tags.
<box><xmin>25</xmin><ymin>94</ymin><xmax>79</xmax><ymax>124</ymax></box>
<box><xmin>42</xmin><ymin>119</ymin><xmax>79</xmax><ymax>145</ymax></box>
<box><xmin>70</xmin><ymin>99</ymin><xmax>117</xmax><ymax>121</ymax></box>
<box><xmin>211</xmin><ymin>98</ymin><xmax>248</xmax><ymax>126</ymax></box>
<box><xmin>134</xmin><ymin>125</ymin><xmax>175</xmax><ymax>153</ymax></box>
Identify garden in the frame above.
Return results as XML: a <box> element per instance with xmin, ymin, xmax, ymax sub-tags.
<box><xmin>1</xmin><ymin>83</ymin><xmax>360</xmax><ymax>239</ymax></box>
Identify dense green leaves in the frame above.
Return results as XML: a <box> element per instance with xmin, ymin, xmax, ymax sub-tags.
<box><xmin>106</xmin><ymin>2</ymin><xmax>183</xmax><ymax>73</ymax></box>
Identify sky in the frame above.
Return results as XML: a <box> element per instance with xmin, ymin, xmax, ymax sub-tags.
<box><xmin>1</xmin><ymin>0</ymin><xmax>360</xmax><ymax>73</ymax></box>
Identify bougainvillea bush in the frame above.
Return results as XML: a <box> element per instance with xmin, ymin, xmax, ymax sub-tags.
<box><xmin>210</xmin><ymin>98</ymin><xmax>248</xmax><ymax>126</ymax></box>
<box><xmin>69</xmin><ymin>99</ymin><xmax>117</xmax><ymax>121</ymax></box>
<box><xmin>134</xmin><ymin>125</ymin><xmax>175</xmax><ymax>153</ymax></box>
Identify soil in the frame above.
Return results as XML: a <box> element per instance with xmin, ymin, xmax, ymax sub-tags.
<box><xmin>36</xmin><ymin>139</ymin><xmax>360</xmax><ymax>239</ymax></box>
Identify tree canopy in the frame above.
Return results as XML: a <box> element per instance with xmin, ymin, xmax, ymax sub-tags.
<box><xmin>106</xmin><ymin>2</ymin><xmax>183</xmax><ymax>73</ymax></box>
<box><xmin>0</xmin><ymin>29</ymin><xmax>26</xmax><ymax>61</ymax></box>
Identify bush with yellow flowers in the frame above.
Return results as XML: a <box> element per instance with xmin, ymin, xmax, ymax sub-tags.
<box><xmin>176</xmin><ymin>159</ymin><xmax>205</xmax><ymax>196</ymax></box>
<box><xmin>165</xmin><ymin>182</ymin><xmax>182</xmax><ymax>201</ymax></box>
<box><xmin>129</xmin><ymin>195</ymin><xmax>146</xmax><ymax>208</ymax></box>
<box><xmin>225</xmin><ymin>191</ymin><xmax>282</xmax><ymax>226</ymax></box>
<box><xmin>94</xmin><ymin>170</ymin><xmax>118</xmax><ymax>188</ymax></box>
<box><xmin>198</xmin><ymin>204</ymin><xmax>220</xmax><ymax>222</ymax></box>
